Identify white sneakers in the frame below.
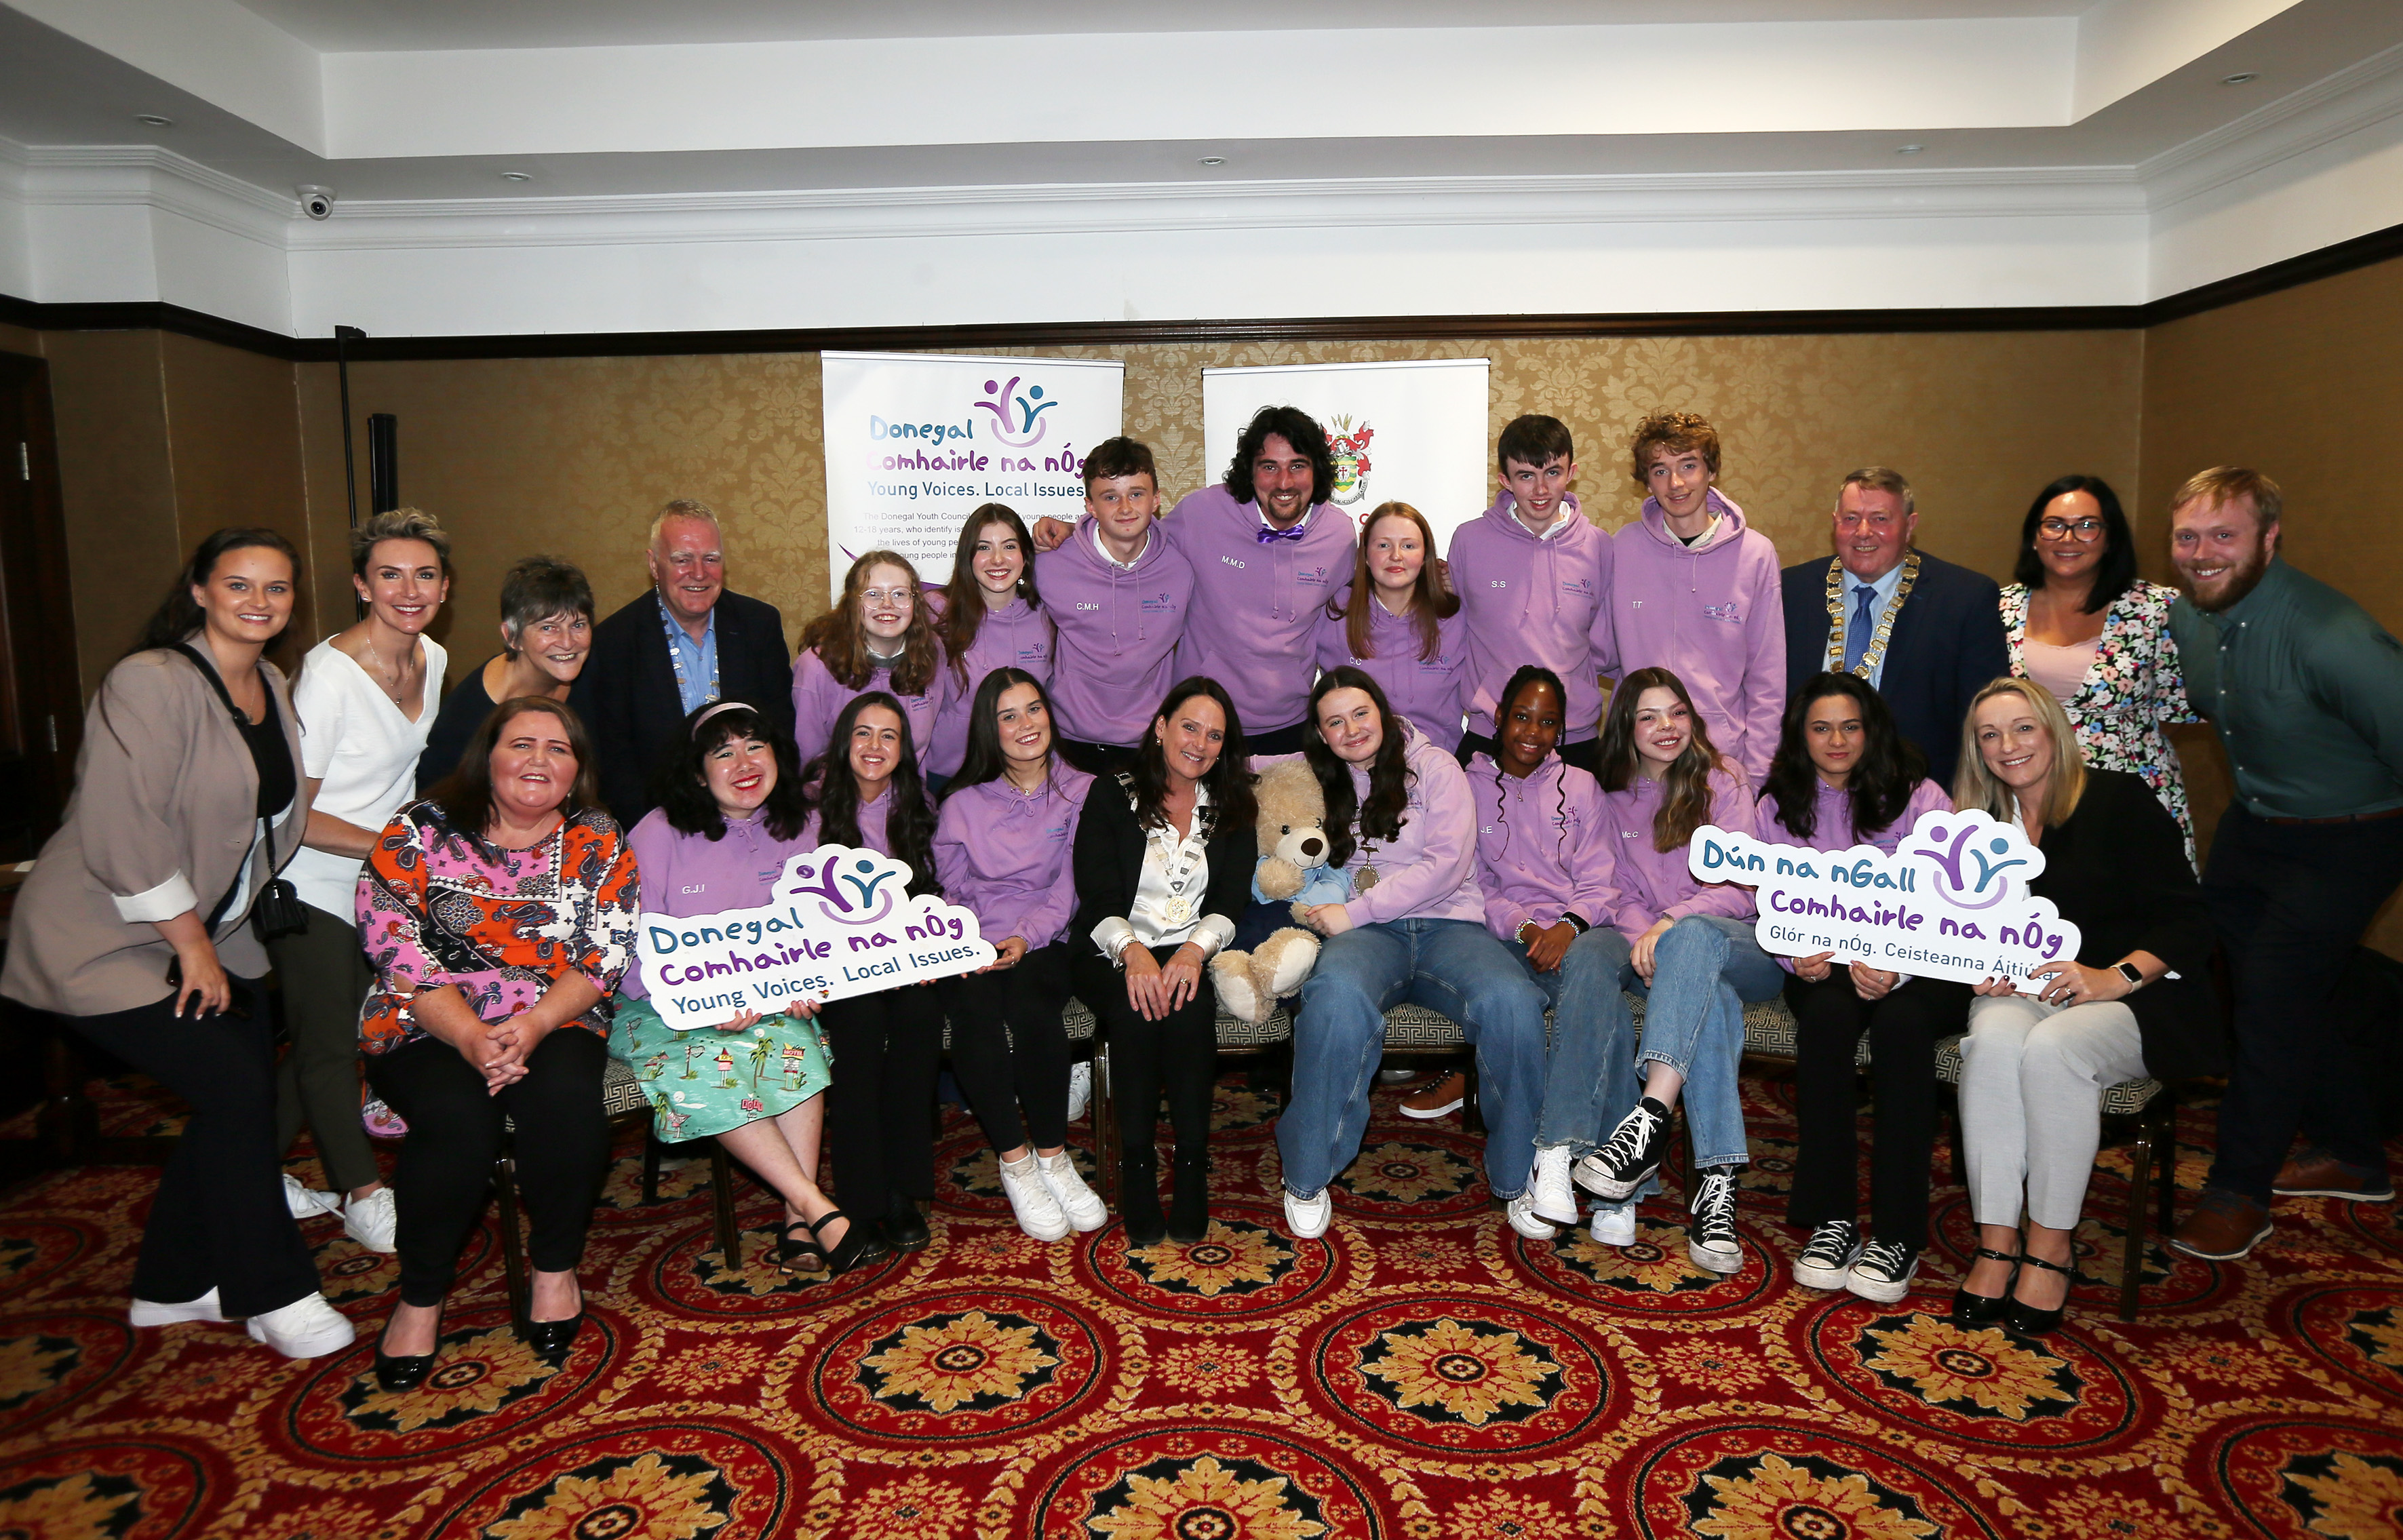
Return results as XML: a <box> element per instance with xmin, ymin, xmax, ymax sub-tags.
<box><xmin>1588</xmin><ymin>1203</ymin><xmax>1639</xmax><ymax>1248</ymax></box>
<box><xmin>282</xmin><ymin>1174</ymin><xmax>341</xmax><ymax>1220</ymax></box>
<box><xmin>1066</xmin><ymin>1061</ymin><xmax>1093</xmax><ymax>1124</ymax></box>
<box><xmin>1283</xmin><ymin>1189</ymin><xmax>1332</xmax><ymax>1240</ymax></box>
<box><xmin>1036</xmin><ymin>1151</ymin><xmax>1108</xmax><ymax>1233</ymax></box>
<box><xmin>998</xmin><ymin>1153</ymin><xmax>1072</xmax><ymax>1242</ymax></box>
<box><xmin>130</xmin><ymin>1288</ymin><xmax>229</xmax><ymax>1327</ymax></box>
<box><xmin>343</xmin><ymin>1188</ymin><xmax>399</xmax><ymax>1254</ymax></box>
<box><xmin>245</xmin><ymin>1293</ymin><xmax>357</xmax><ymax>1359</ymax></box>
<box><xmin>1505</xmin><ymin>1190</ymin><xmax>1559</xmax><ymax>1240</ymax></box>
<box><xmin>1527</xmin><ymin>1147</ymin><xmax>1581</xmax><ymax>1226</ymax></box>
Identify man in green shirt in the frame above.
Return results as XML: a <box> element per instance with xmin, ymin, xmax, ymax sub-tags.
<box><xmin>2166</xmin><ymin>467</ymin><xmax>2403</xmax><ymax>1262</ymax></box>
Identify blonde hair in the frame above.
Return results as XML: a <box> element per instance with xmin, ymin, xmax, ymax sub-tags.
<box><xmin>2169</xmin><ymin>466</ymin><xmax>2282</xmax><ymax>527</ymax></box>
<box><xmin>648</xmin><ymin>498</ymin><xmax>721</xmax><ymax>545</ymax></box>
<box><xmin>350</xmin><ymin>507</ymin><xmax>450</xmax><ymax>577</ymax></box>
<box><xmin>1952</xmin><ymin>677</ymin><xmax>2086</xmax><ymax>829</ymax></box>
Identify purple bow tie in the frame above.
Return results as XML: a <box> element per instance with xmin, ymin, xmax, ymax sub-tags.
<box><xmin>1256</xmin><ymin>523</ymin><xmax>1307</xmax><ymax>544</ymax></box>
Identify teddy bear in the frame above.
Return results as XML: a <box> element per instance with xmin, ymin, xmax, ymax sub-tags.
<box><xmin>1209</xmin><ymin>760</ymin><xmax>1350</xmax><ymax>1025</ymax></box>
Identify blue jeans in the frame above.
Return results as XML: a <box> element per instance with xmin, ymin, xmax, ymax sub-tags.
<box><xmin>1525</xmin><ymin>925</ymin><xmax>1640</xmax><ymax>1156</ymax></box>
<box><xmin>1542</xmin><ymin>914</ymin><xmax>1780</xmax><ymax>1174</ymax></box>
<box><xmin>1278</xmin><ymin>917</ymin><xmax>1550</xmax><ymax>1200</ymax></box>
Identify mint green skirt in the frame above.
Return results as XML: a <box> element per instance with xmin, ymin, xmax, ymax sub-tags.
<box><xmin>607</xmin><ymin>994</ymin><xmax>832</xmax><ymax>1143</ymax></box>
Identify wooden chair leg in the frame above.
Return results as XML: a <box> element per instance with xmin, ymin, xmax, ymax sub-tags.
<box><xmin>1462</xmin><ymin>1057</ymin><xmax>1485</xmax><ymax>1136</ymax></box>
<box><xmin>492</xmin><ymin>1148</ymin><xmax>531</xmax><ymax>1337</ymax></box>
<box><xmin>1093</xmin><ymin>1042</ymin><xmax>1119</xmax><ymax>1207</ymax></box>
<box><xmin>641</xmin><ymin>1127</ymin><xmax>664</xmax><ymax>1204</ymax></box>
<box><xmin>2155</xmin><ymin>1088</ymin><xmax>2179</xmax><ymax>1237</ymax></box>
<box><xmin>707</xmin><ymin>1141</ymin><xmax>741</xmax><ymax>1270</ymax></box>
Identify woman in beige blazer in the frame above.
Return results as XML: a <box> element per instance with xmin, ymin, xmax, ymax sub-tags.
<box><xmin>1</xmin><ymin>528</ymin><xmax>353</xmax><ymax>1360</ymax></box>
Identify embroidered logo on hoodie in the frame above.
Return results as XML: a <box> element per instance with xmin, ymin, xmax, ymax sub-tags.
<box><xmin>1141</xmin><ymin>592</ymin><xmax>1177</xmax><ymax>614</ymax></box>
<box><xmin>1704</xmin><ymin>602</ymin><xmax>1744</xmax><ymax>624</ymax></box>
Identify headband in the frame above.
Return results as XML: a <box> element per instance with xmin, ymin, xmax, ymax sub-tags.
<box><xmin>691</xmin><ymin>700</ymin><xmax>756</xmax><ymax>736</ymax></box>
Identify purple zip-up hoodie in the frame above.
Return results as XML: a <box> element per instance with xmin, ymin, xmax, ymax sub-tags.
<box><xmin>1447</xmin><ymin>491</ymin><xmax>1620</xmax><ymax>744</ymax></box>
<box><xmin>1162</xmin><ymin>486</ymin><xmax>1355</xmax><ymax>736</ymax></box>
<box><xmin>1610</xmin><ymin>489</ymin><xmax>1786</xmax><ymax>786</ymax></box>
<box><xmin>1316</xmin><ymin>588</ymin><xmax>1470</xmax><ymax>754</ymax></box>
<box><xmin>619</xmin><ymin>808</ymin><xmax>815</xmax><ymax>998</ymax></box>
<box><xmin>1333</xmin><ymin>717</ymin><xmax>1486</xmax><ymax>928</ymax></box>
<box><xmin>1033</xmin><ymin>517</ymin><xmax>1196</xmax><ymax>746</ymax></box>
<box><xmin>1757</xmin><ymin>775</ymin><xmax>1949</xmax><ymax>974</ymax></box>
<box><xmin>924</xmin><ymin>590</ymin><xmax>1055</xmax><ymax>777</ymax></box>
<box><xmin>1465</xmin><ymin>751</ymin><xmax>1621</xmax><ymax>943</ymax></box>
<box><xmin>791</xmin><ymin>650</ymin><xmax>954</xmax><ymax>772</ymax></box>
<box><xmin>932</xmin><ymin>764</ymin><xmax>1095</xmax><ymax>949</ymax></box>
<box><xmin>1595</xmin><ymin>763</ymin><xmax>1759</xmax><ymax>939</ymax></box>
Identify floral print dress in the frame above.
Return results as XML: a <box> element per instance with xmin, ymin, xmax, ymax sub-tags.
<box><xmin>2001</xmin><ymin>579</ymin><xmax>2197</xmax><ymax>862</ymax></box>
<box><xmin>356</xmin><ymin>801</ymin><xmax>640</xmax><ymax>1056</ymax></box>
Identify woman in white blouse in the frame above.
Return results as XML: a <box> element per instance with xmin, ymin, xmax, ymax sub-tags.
<box><xmin>1069</xmin><ymin>677</ymin><xmax>1259</xmax><ymax>1250</ymax></box>
<box><xmin>271</xmin><ymin>509</ymin><xmax>451</xmax><ymax>1251</ymax></box>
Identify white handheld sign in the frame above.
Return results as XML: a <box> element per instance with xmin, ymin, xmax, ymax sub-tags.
<box><xmin>638</xmin><ymin>844</ymin><xmax>996</xmax><ymax>1029</ymax></box>
<box><xmin>1686</xmin><ymin>808</ymin><xmax>2082</xmax><ymax>991</ymax></box>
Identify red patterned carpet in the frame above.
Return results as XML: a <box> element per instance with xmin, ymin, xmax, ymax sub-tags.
<box><xmin>2</xmin><ymin>1069</ymin><xmax>2401</xmax><ymax>1539</ymax></box>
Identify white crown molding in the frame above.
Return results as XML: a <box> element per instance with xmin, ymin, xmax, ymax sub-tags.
<box><xmin>5</xmin><ymin>136</ymin><xmax>296</xmax><ymax>251</ymax></box>
<box><xmin>2138</xmin><ymin>39</ymin><xmax>2403</xmax><ymax>209</ymax></box>
<box><xmin>281</xmin><ymin>165</ymin><xmax>2146</xmax><ymax>254</ymax></box>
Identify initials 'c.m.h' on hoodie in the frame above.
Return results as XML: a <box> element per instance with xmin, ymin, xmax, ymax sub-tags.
<box><xmin>1447</xmin><ymin>491</ymin><xmax>1620</xmax><ymax>745</ymax></box>
<box><xmin>1032</xmin><ymin>517</ymin><xmax>1196</xmax><ymax>747</ymax></box>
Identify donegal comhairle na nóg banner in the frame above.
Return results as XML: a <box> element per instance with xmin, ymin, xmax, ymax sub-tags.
<box><xmin>638</xmin><ymin>845</ymin><xmax>996</xmax><ymax>1028</ymax></box>
<box><xmin>1686</xmin><ymin>808</ymin><xmax>2082</xmax><ymax>991</ymax></box>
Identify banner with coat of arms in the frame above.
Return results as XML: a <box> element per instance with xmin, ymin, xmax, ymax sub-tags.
<box><xmin>1200</xmin><ymin>359</ymin><xmax>1492</xmax><ymax>551</ymax></box>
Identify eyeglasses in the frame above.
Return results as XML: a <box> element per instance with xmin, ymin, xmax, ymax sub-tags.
<box><xmin>2037</xmin><ymin>518</ymin><xmax>2105</xmax><ymax>542</ymax></box>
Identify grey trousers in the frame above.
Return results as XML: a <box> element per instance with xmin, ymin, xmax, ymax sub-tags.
<box><xmin>269</xmin><ymin>909</ymin><xmax>382</xmax><ymax>1194</ymax></box>
<box><xmin>1959</xmin><ymin>992</ymin><xmax>2146</xmax><ymax>1232</ymax></box>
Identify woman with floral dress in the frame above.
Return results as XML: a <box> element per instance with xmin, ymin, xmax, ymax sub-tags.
<box><xmin>1999</xmin><ymin>474</ymin><xmax>2197</xmax><ymax>858</ymax></box>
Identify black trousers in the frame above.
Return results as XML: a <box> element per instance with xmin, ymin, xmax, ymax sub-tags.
<box><xmin>364</xmin><ymin>1027</ymin><xmax>609</xmax><ymax>1308</ymax></box>
<box><xmin>1458</xmin><ymin>730</ymin><xmax>1599</xmax><ymax>776</ymax></box>
<box><xmin>1074</xmin><ymin>945</ymin><xmax>1219</xmax><ymax>1172</ymax></box>
<box><xmin>69</xmin><ymin>977</ymin><xmax>321</xmax><ymax>1317</ymax></box>
<box><xmin>2204</xmin><ymin>806</ymin><xmax>2403</xmax><ymax>1201</ymax></box>
<box><xmin>819</xmin><ymin>983</ymin><xmax>944</xmax><ymax>1222</ymax></box>
<box><xmin>269</xmin><ymin>912</ymin><xmax>383</xmax><ymax>1194</ymax></box>
<box><xmin>1247</xmin><ymin>722</ymin><xmax>1311</xmax><ymax>756</ymax></box>
<box><xmin>941</xmin><ymin>941</ymin><xmax>1075</xmax><ymax>1153</ymax></box>
<box><xmin>1055</xmin><ymin>738</ymin><xmax>1141</xmax><ymax>778</ymax></box>
<box><xmin>1784</xmin><ymin>970</ymin><xmax>1972</xmax><ymax>1251</ymax></box>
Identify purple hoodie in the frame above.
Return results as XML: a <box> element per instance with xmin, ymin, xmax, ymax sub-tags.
<box><xmin>619</xmin><ymin>808</ymin><xmax>816</xmax><ymax>998</ymax></box>
<box><xmin>792</xmin><ymin>650</ymin><xmax>954</xmax><ymax>772</ymax></box>
<box><xmin>924</xmin><ymin>590</ymin><xmax>1055</xmax><ymax>778</ymax></box>
<box><xmin>1316</xmin><ymin>588</ymin><xmax>1470</xmax><ymax>753</ymax></box>
<box><xmin>1330</xmin><ymin>718</ymin><xmax>1486</xmax><ymax>928</ymax></box>
<box><xmin>1162</xmin><ymin>486</ymin><xmax>1355</xmax><ymax>735</ymax></box>
<box><xmin>1610</xmin><ymin>489</ymin><xmax>1786</xmax><ymax>785</ymax></box>
<box><xmin>1032</xmin><ymin>517</ymin><xmax>1196</xmax><ymax>746</ymax></box>
<box><xmin>1594</xmin><ymin>763</ymin><xmax>1758</xmax><ymax>939</ymax></box>
<box><xmin>932</xmin><ymin>764</ymin><xmax>1095</xmax><ymax>949</ymax></box>
<box><xmin>1447</xmin><ymin>491</ymin><xmax>1619</xmax><ymax>744</ymax></box>
<box><xmin>796</xmin><ymin>783</ymin><xmax>924</xmax><ymax>861</ymax></box>
<box><xmin>1465</xmin><ymin>752</ymin><xmax>1621</xmax><ymax>943</ymax></box>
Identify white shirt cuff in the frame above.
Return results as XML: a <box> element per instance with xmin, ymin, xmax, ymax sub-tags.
<box><xmin>1192</xmin><ymin>915</ymin><xmax>1236</xmax><ymax>961</ymax></box>
<box><xmin>113</xmin><ymin>871</ymin><xmax>198</xmax><ymax>925</ymax></box>
<box><xmin>1091</xmin><ymin>917</ymin><xmax>1136</xmax><ymax>962</ymax></box>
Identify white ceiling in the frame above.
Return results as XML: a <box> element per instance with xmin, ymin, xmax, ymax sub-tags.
<box><xmin>227</xmin><ymin>0</ymin><xmax>2099</xmax><ymax>52</ymax></box>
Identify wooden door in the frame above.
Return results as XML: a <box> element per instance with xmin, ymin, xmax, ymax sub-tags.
<box><xmin>0</xmin><ymin>353</ymin><xmax>83</xmax><ymax>861</ymax></box>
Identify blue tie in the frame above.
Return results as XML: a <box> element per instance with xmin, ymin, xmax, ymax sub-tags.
<box><xmin>1843</xmin><ymin>584</ymin><xmax>1877</xmax><ymax>673</ymax></box>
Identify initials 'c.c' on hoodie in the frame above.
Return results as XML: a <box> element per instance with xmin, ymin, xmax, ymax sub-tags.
<box><xmin>1446</xmin><ymin>491</ymin><xmax>1620</xmax><ymax>745</ymax></box>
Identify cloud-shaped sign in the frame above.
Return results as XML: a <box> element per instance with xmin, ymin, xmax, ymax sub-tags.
<box><xmin>1686</xmin><ymin>809</ymin><xmax>2081</xmax><ymax>991</ymax></box>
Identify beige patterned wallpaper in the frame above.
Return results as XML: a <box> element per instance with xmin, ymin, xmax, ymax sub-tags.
<box><xmin>319</xmin><ymin>329</ymin><xmax>2142</xmax><ymax>659</ymax></box>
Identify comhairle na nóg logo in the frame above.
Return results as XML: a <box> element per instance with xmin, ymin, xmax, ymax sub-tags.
<box><xmin>976</xmin><ymin>375</ymin><xmax>1059</xmax><ymax>448</ymax></box>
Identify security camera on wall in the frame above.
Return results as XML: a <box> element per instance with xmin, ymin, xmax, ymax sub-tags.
<box><xmin>297</xmin><ymin>185</ymin><xmax>336</xmax><ymax>220</ymax></box>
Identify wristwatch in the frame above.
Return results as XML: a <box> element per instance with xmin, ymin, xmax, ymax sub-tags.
<box><xmin>2113</xmin><ymin>961</ymin><xmax>2144</xmax><ymax>989</ymax></box>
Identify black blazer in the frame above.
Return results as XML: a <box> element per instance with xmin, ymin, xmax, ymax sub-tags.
<box><xmin>570</xmin><ymin>589</ymin><xmax>794</xmax><ymax>828</ymax></box>
<box><xmin>1781</xmin><ymin>550</ymin><xmax>2008</xmax><ymax>788</ymax></box>
<box><xmin>2029</xmin><ymin>768</ymin><xmax>2224</xmax><ymax>1081</ymax></box>
<box><xmin>1071</xmin><ymin>774</ymin><xmax>1256</xmax><ymax>966</ymax></box>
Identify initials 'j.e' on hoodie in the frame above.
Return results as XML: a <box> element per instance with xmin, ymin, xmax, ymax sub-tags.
<box><xmin>1447</xmin><ymin>491</ymin><xmax>1620</xmax><ymax>745</ymax></box>
<box><xmin>1032</xmin><ymin>516</ymin><xmax>1196</xmax><ymax>747</ymax></box>
<box><xmin>1609</xmin><ymin>488</ymin><xmax>1786</xmax><ymax>787</ymax></box>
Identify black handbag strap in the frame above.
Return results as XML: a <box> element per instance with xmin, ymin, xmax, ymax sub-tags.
<box><xmin>167</xmin><ymin>642</ymin><xmax>258</xmax><ymax>930</ymax></box>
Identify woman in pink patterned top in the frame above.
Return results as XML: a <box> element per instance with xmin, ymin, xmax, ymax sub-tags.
<box><xmin>356</xmin><ymin>697</ymin><xmax>637</xmax><ymax>1389</ymax></box>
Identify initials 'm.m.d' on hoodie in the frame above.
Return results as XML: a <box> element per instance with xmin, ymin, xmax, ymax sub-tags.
<box><xmin>1033</xmin><ymin>516</ymin><xmax>1195</xmax><ymax>747</ymax></box>
<box><xmin>1162</xmin><ymin>485</ymin><xmax>1355</xmax><ymax>736</ymax></box>
<box><xmin>1609</xmin><ymin>488</ymin><xmax>1786</xmax><ymax>787</ymax></box>
<box><xmin>1447</xmin><ymin>492</ymin><xmax>1620</xmax><ymax>744</ymax></box>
